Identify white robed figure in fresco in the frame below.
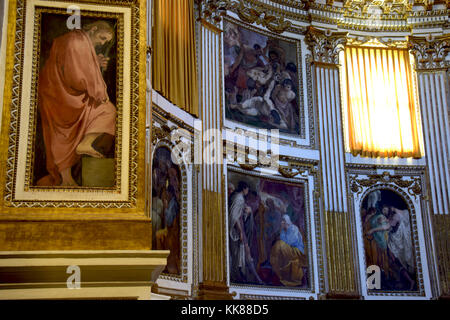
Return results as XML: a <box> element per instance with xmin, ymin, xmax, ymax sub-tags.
<box><xmin>368</xmin><ymin>204</ymin><xmax>416</xmax><ymax>290</ymax></box>
<box><xmin>229</xmin><ymin>181</ymin><xmax>263</xmax><ymax>284</ymax></box>
<box><xmin>387</xmin><ymin>207</ymin><xmax>415</xmax><ymax>275</ymax></box>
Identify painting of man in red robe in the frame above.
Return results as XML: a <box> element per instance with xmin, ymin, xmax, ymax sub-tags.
<box><xmin>35</xmin><ymin>15</ymin><xmax>117</xmax><ymax>187</ymax></box>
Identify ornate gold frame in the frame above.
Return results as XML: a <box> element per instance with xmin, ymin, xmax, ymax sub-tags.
<box><xmin>226</xmin><ymin>164</ymin><xmax>321</xmax><ymax>296</ymax></box>
<box><xmin>222</xmin><ymin>16</ymin><xmax>307</xmax><ymax>142</ymax></box>
<box><xmin>150</xmin><ymin>118</ymin><xmax>190</xmax><ymax>284</ymax></box>
<box><xmin>0</xmin><ymin>0</ymin><xmax>147</xmax><ymax>218</ymax></box>
<box><xmin>347</xmin><ymin>165</ymin><xmax>430</xmax><ymax>297</ymax></box>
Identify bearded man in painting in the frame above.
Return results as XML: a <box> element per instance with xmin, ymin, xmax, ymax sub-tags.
<box><xmin>37</xmin><ymin>21</ymin><xmax>116</xmax><ymax>186</ymax></box>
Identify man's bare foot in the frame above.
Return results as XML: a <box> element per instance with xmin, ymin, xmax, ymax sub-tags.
<box><xmin>76</xmin><ymin>133</ymin><xmax>104</xmax><ymax>158</ymax></box>
<box><xmin>60</xmin><ymin>167</ymin><xmax>78</xmax><ymax>187</ymax></box>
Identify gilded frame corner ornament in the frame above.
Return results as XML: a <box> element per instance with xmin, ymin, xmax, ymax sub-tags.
<box><xmin>0</xmin><ymin>0</ymin><xmax>148</xmax><ymax>217</ymax></box>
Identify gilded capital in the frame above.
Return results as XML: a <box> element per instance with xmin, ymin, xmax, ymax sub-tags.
<box><xmin>304</xmin><ymin>27</ymin><xmax>348</xmax><ymax>64</ymax></box>
<box><xmin>408</xmin><ymin>35</ymin><xmax>450</xmax><ymax>70</ymax></box>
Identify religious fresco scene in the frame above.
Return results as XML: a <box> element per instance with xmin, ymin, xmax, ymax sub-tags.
<box><xmin>228</xmin><ymin>170</ymin><xmax>309</xmax><ymax>288</ymax></box>
<box><xmin>34</xmin><ymin>14</ymin><xmax>118</xmax><ymax>187</ymax></box>
<box><xmin>152</xmin><ymin>147</ymin><xmax>181</xmax><ymax>276</ymax></box>
<box><xmin>223</xmin><ymin>21</ymin><xmax>301</xmax><ymax>135</ymax></box>
<box><xmin>361</xmin><ymin>189</ymin><xmax>418</xmax><ymax>292</ymax></box>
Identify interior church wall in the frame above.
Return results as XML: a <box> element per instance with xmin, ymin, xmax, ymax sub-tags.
<box><xmin>0</xmin><ymin>0</ymin><xmax>448</xmax><ymax>301</ymax></box>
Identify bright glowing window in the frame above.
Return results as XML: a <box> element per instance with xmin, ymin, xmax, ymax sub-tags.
<box><xmin>340</xmin><ymin>44</ymin><xmax>424</xmax><ymax>158</ymax></box>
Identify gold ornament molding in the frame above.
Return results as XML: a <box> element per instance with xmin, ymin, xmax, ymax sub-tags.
<box><xmin>227</xmin><ymin>0</ymin><xmax>292</xmax><ymax>33</ymax></box>
<box><xmin>349</xmin><ymin>171</ymin><xmax>423</xmax><ymax>199</ymax></box>
<box><xmin>223</xmin><ymin>0</ymin><xmax>448</xmax><ymax>32</ymax></box>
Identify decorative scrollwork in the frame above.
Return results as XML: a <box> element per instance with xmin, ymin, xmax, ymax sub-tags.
<box><xmin>238</xmin><ymin>162</ymin><xmax>258</xmax><ymax>171</ymax></box>
<box><xmin>197</xmin><ymin>0</ymin><xmax>228</xmax><ymax>24</ymax></box>
<box><xmin>350</xmin><ymin>171</ymin><xmax>423</xmax><ymax>199</ymax></box>
<box><xmin>278</xmin><ymin>166</ymin><xmax>302</xmax><ymax>178</ymax></box>
<box><xmin>152</xmin><ymin>124</ymin><xmax>172</xmax><ymax>145</ymax></box>
<box><xmin>343</xmin><ymin>0</ymin><xmax>414</xmax><ymax>16</ymax></box>
<box><xmin>228</xmin><ymin>0</ymin><xmax>292</xmax><ymax>33</ymax></box>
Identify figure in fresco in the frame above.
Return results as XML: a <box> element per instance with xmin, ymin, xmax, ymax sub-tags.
<box><xmin>261</xmin><ymin>198</ymin><xmax>282</xmax><ymax>266</ymax></box>
<box><xmin>271</xmin><ymin>78</ymin><xmax>296</xmax><ymax>130</ymax></box>
<box><xmin>367</xmin><ymin>205</ymin><xmax>416</xmax><ymax>290</ymax></box>
<box><xmin>365</xmin><ymin>205</ymin><xmax>391</xmax><ymax>278</ymax></box>
<box><xmin>37</xmin><ymin>21</ymin><xmax>116</xmax><ymax>186</ymax></box>
<box><xmin>152</xmin><ymin>147</ymin><xmax>181</xmax><ymax>275</ymax></box>
<box><xmin>362</xmin><ymin>190</ymin><xmax>417</xmax><ymax>291</ymax></box>
<box><xmin>270</xmin><ymin>214</ymin><xmax>307</xmax><ymax>287</ymax></box>
<box><xmin>229</xmin><ymin>181</ymin><xmax>263</xmax><ymax>284</ymax></box>
<box><xmin>223</xmin><ymin>21</ymin><xmax>300</xmax><ymax>134</ymax></box>
<box><xmin>228</xmin><ymin>171</ymin><xmax>308</xmax><ymax>288</ymax></box>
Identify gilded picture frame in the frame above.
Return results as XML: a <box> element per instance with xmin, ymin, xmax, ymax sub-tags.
<box><xmin>348</xmin><ymin>167</ymin><xmax>431</xmax><ymax>298</ymax></box>
<box><xmin>222</xmin><ymin>16</ymin><xmax>305</xmax><ymax>140</ymax></box>
<box><xmin>151</xmin><ymin>107</ymin><xmax>196</xmax><ymax>292</ymax></box>
<box><xmin>226</xmin><ymin>165</ymin><xmax>319</xmax><ymax>296</ymax></box>
<box><xmin>0</xmin><ymin>0</ymin><xmax>147</xmax><ymax>217</ymax></box>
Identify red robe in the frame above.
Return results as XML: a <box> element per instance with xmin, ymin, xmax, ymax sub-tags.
<box><xmin>38</xmin><ymin>30</ymin><xmax>116</xmax><ymax>186</ymax></box>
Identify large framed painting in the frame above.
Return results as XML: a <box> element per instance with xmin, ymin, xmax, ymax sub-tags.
<box><xmin>227</xmin><ymin>167</ymin><xmax>311</xmax><ymax>290</ymax></box>
<box><xmin>0</xmin><ymin>0</ymin><xmax>147</xmax><ymax>214</ymax></box>
<box><xmin>360</xmin><ymin>188</ymin><xmax>419</xmax><ymax>293</ymax></box>
<box><xmin>223</xmin><ymin>19</ymin><xmax>303</xmax><ymax>136</ymax></box>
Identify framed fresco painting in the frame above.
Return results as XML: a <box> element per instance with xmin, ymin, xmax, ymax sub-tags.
<box><xmin>151</xmin><ymin>146</ymin><xmax>182</xmax><ymax>277</ymax></box>
<box><xmin>151</xmin><ymin>112</ymin><xmax>195</xmax><ymax>287</ymax></box>
<box><xmin>223</xmin><ymin>18</ymin><xmax>303</xmax><ymax>137</ymax></box>
<box><xmin>226</xmin><ymin>167</ymin><xmax>313</xmax><ymax>292</ymax></box>
<box><xmin>360</xmin><ymin>188</ymin><xmax>420</xmax><ymax>293</ymax></box>
<box><xmin>349</xmin><ymin>169</ymin><xmax>431</xmax><ymax>298</ymax></box>
<box><xmin>0</xmin><ymin>0</ymin><xmax>147</xmax><ymax>215</ymax></box>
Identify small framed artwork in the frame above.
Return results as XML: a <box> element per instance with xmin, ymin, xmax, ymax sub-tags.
<box><xmin>151</xmin><ymin>146</ymin><xmax>182</xmax><ymax>277</ymax></box>
<box><xmin>227</xmin><ymin>167</ymin><xmax>312</xmax><ymax>291</ymax></box>
<box><xmin>350</xmin><ymin>169</ymin><xmax>430</xmax><ymax>298</ymax></box>
<box><xmin>0</xmin><ymin>0</ymin><xmax>147</xmax><ymax>215</ymax></box>
<box><xmin>223</xmin><ymin>18</ymin><xmax>303</xmax><ymax>136</ymax></box>
<box><xmin>361</xmin><ymin>188</ymin><xmax>420</xmax><ymax>293</ymax></box>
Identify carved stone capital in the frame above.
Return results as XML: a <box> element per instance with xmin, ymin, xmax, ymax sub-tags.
<box><xmin>408</xmin><ymin>35</ymin><xmax>450</xmax><ymax>71</ymax></box>
<box><xmin>304</xmin><ymin>27</ymin><xmax>348</xmax><ymax>65</ymax></box>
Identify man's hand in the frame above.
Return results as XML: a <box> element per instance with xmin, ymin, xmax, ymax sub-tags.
<box><xmin>97</xmin><ymin>54</ymin><xmax>110</xmax><ymax>71</ymax></box>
